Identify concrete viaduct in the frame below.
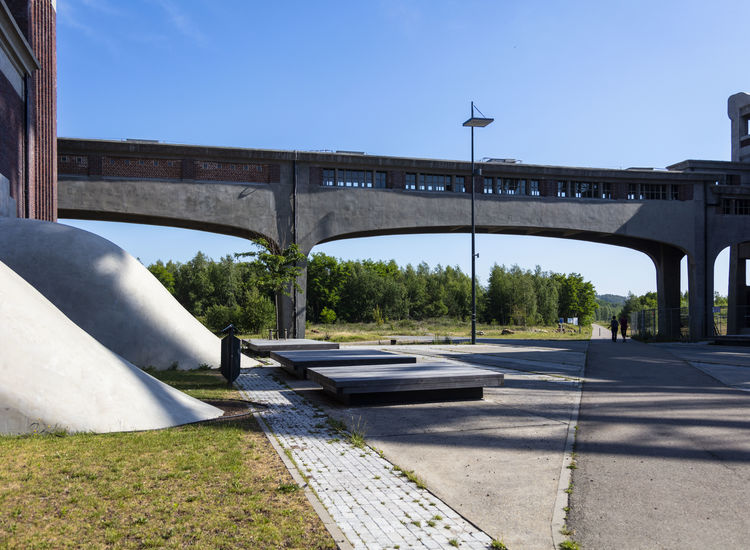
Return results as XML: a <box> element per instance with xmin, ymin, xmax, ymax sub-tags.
<box><xmin>56</xmin><ymin>101</ymin><xmax>750</xmax><ymax>340</ymax></box>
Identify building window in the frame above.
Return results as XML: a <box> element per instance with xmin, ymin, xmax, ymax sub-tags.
<box><xmin>323</xmin><ymin>169</ymin><xmax>335</xmax><ymax>186</ymax></box>
<box><xmin>77</xmin><ymin>156</ymin><xmax>85</xmax><ymax>165</ymax></box>
<box><xmin>642</xmin><ymin>184</ymin><xmax>666</xmax><ymax>200</ymax></box>
<box><xmin>557</xmin><ymin>181</ymin><xmax>569</xmax><ymax>198</ymax></box>
<box><xmin>337</xmin><ymin>170</ymin><xmax>372</xmax><ymax>188</ymax></box>
<box><xmin>375</xmin><ymin>171</ymin><xmax>387</xmax><ymax>188</ymax></box>
<box><xmin>602</xmin><ymin>182</ymin><xmax>613</xmax><ymax>199</ymax></box>
<box><xmin>529</xmin><ymin>180</ymin><xmax>540</xmax><ymax>197</ymax></box>
<box><xmin>202</xmin><ymin>163</ymin><xmax>208</xmax><ymax>169</ymax></box>
<box><xmin>574</xmin><ymin>182</ymin><xmax>599</xmax><ymax>199</ymax></box>
<box><xmin>670</xmin><ymin>185</ymin><xmax>679</xmax><ymax>200</ymax></box>
<box><xmin>483</xmin><ymin>177</ymin><xmax>494</xmax><ymax>194</ymax></box>
<box><xmin>138</xmin><ymin>159</ymin><xmax>144</xmax><ymax>165</ymax></box>
<box><xmin>627</xmin><ymin>184</ymin><xmax>639</xmax><ymax>200</ymax></box>
<box><xmin>737</xmin><ymin>199</ymin><xmax>750</xmax><ymax>215</ymax></box>
<box><xmin>405</xmin><ymin>173</ymin><xmax>416</xmax><ymax>190</ymax></box>
<box><xmin>419</xmin><ymin>174</ymin><xmax>448</xmax><ymax>191</ymax></box>
<box><xmin>153</xmin><ymin>160</ymin><xmax>159</xmax><ymax>166</ymax></box>
<box><xmin>125</xmin><ymin>159</ymin><xmax>131</xmax><ymax>166</ymax></box>
<box><xmin>453</xmin><ymin>176</ymin><xmax>465</xmax><ymax>193</ymax></box>
<box><xmin>61</xmin><ymin>156</ymin><xmax>68</xmax><ymax>162</ymax></box>
<box><xmin>167</xmin><ymin>161</ymin><xmax>174</xmax><ymax>167</ymax></box>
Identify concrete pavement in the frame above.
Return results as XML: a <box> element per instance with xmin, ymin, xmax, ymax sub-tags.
<box><xmin>569</xmin><ymin>327</ymin><xmax>750</xmax><ymax>549</ymax></box>
<box><xmin>271</xmin><ymin>341</ymin><xmax>586</xmax><ymax>549</ymax></box>
<box><xmin>243</xmin><ymin>332</ymin><xmax>750</xmax><ymax>549</ymax></box>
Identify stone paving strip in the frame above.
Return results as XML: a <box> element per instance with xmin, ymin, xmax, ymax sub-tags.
<box><xmin>235</xmin><ymin>368</ymin><xmax>496</xmax><ymax>550</ymax></box>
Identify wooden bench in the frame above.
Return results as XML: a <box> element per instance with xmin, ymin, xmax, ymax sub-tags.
<box><xmin>271</xmin><ymin>349</ymin><xmax>416</xmax><ymax>378</ymax></box>
<box><xmin>306</xmin><ymin>362</ymin><xmax>505</xmax><ymax>405</ymax></box>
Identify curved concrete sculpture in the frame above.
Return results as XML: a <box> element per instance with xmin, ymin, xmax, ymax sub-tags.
<box><xmin>0</xmin><ymin>260</ymin><xmax>223</xmax><ymax>434</ymax></box>
<box><xmin>0</xmin><ymin>218</ymin><xmax>257</xmax><ymax>370</ymax></box>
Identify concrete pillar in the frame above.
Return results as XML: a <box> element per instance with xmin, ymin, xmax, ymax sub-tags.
<box><xmin>651</xmin><ymin>245</ymin><xmax>684</xmax><ymax>339</ymax></box>
<box><xmin>276</xmin><ymin>264</ymin><xmax>308</xmax><ymax>339</ymax></box>
<box><xmin>687</xmin><ymin>250</ymin><xmax>715</xmax><ymax>340</ymax></box>
<box><xmin>727</xmin><ymin>243</ymin><xmax>750</xmax><ymax>334</ymax></box>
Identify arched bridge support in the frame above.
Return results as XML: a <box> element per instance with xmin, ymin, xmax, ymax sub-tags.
<box><xmin>728</xmin><ymin>243</ymin><xmax>750</xmax><ymax>334</ymax></box>
<box><xmin>649</xmin><ymin>244</ymin><xmax>684</xmax><ymax>339</ymax></box>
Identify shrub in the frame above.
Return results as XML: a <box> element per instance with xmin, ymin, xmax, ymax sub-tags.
<box><xmin>320</xmin><ymin>307</ymin><xmax>337</xmax><ymax>325</ymax></box>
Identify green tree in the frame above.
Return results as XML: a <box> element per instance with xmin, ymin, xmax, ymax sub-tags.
<box><xmin>148</xmin><ymin>260</ymin><xmax>175</xmax><ymax>294</ymax></box>
<box><xmin>236</xmin><ymin>239</ymin><xmax>306</xmax><ymax>333</ymax></box>
<box><xmin>307</xmin><ymin>253</ymin><xmax>348</xmax><ymax>322</ymax></box>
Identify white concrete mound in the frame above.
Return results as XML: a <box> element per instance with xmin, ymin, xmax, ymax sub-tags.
<box><xmin>0</xmin><ymin>260</ymin><xmax>223</xmax><ymax>434</ymax></box>
<box><xmin>0</xmin><ymin>218</ymin><xmax>258</xmax><ymax>370</ymax></box>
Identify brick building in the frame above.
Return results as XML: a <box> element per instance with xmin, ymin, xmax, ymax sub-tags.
<box><xmin>0</xmin><ymin>0</ymin><xmax>56</xmax><ymax>220</ymax></box>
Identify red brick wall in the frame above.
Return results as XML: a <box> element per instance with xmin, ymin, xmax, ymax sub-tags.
<box><xmin>102</xmin><ymin>157</ymin><xmax>182</xmax><ymax>179</ymax></box>
<box><xmin>193</xmin><ymin>160</ymin><xmax>279</xmax><ymax>183</ymax></box>
<box><xmin>0</xmin><ymin>70</ymin><xmax>24</xmax><ymax>214</ymax></box>
<box><xmin>58</xmin><ymin>155</ymin><xmax>88</xmax><ymax>176</ymax></box>
<box><xmin>7</xmin><ymin>1</ymin><xmax>56</xmax><ymax>221</ymax></box>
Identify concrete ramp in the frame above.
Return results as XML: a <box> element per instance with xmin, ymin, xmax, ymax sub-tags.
<box><xmin>0</xmin><ymin>260</ymin><xmax>222</xmax><ymax>434</ymax></box>
<box><xmin>0</xmin><ymin>218</ymin><xmax>257</xmax><ymax>370</ymax></box>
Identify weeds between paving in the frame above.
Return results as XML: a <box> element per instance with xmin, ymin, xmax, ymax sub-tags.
<box><xmin>0</xmin><ymin>370</ymin><xmax>335</xmax><ymax>549</ymax></box>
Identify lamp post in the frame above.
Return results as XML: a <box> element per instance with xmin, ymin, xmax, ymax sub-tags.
<box><xmin>463</xmin><ymin>102</ymin><xmax>493</xmax><ymax>345</ymax></box>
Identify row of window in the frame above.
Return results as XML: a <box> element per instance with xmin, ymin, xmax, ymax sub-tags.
<box><xmin>557</xmin><ymin>181</ymin><xmax>614</xmax><ymax>199</ymax></box>
<box><xmin>485</xmin><ymin>178</ymin><xmax>540</xmax><ymax>196</ymax></box>
<box><xmin>721</xmin><ymin>198</ymin><xmax>750</xmax><ymax>215</ymax></box>
<box><xmin>322</xmin><ymin>169</ymin><xmax>386</xmax><ymax>188</ymax></box>
<box><xmin>555</xmin><ymin>181</ymin><xmax>681</xmax><ymax>200</ymax></box>
<box><xmin>405</xmin><ymin>173</ymin><xmax>465</xmax><ymax>192</ymax></box>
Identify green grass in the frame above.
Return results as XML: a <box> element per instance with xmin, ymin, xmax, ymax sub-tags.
<box><xmin>392</xmin><ymin>465</ymin><xmax>427</xmax><ymax>490</ymax></box>
<box><xmin>0</xmin><ymin>370</ymin><xmax>335</xmax><ymax>549</ymax></box>
<box><xmin>303</xmin><ymin>318</ymin><xmax>592</xmax><ymax>343</ymax></box>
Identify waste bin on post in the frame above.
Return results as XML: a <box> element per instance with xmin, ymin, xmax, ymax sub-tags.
<box><xmin>220</xmin><ymin>324</ymin><xmax>241</xmax><ymax>384</ymax></box>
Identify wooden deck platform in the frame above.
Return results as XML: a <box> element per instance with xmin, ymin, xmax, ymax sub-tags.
<box><xmin>271</xmin><ymin>349</ymin><xmax>417</xmax><ymax>378</ymax></box>
<box><xmin>244</xmin><ymin>338</ymin><xmax>339</xmax><ymax>354</ymax></box>
<box><xmin>306</xmin><ymin>363</ymin><xmax>505</xmax><ymax>405</ymax></box>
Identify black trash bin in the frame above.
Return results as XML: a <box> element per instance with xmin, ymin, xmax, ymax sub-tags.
<box><xmin>220</xmin><ymin>324</ymin><xmax>241</xmax><ymax>384</ymax></box>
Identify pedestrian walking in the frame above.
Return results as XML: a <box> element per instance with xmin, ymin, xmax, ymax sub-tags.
<box><xmin>610</xmin><ymin>316</ymin><xmax>619</xmax><ymax>342</ymax></box>
<box><xmin>619</xmin><ymin>315</ymin><xmax>629</xmax><ymax>342</ymax></box>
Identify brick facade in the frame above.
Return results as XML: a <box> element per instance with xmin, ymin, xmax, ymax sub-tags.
<box><xmin>0</xmin><ymin>68</ymin><xmax>24</xmax><ymax>211</ymax></box>
<box><xmin>2</xmin><ymin>0</ymin><xmax>56</xmax><ymax>221</ymax></box>
<box><xmin>58</xmin><ymin>153</ymin><xmax>281</xmax><ymax>185</ymax></box>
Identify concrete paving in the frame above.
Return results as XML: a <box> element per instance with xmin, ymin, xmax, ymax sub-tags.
<box><xmin>241</xmin><ymin>334</ymin><xmax>750</xmax><ymax>548</ymax></box>
<box><xmin>265</xmin><ymin>342</ymin><xmax>585</xmax><ymax>549</ymax></box>
<box><xmin>569</xmin><ymin>327</ymin><xmax>750</xmax><ymax>549</ymax></box>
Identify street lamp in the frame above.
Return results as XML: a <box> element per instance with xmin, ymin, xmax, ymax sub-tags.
<box><xmin>463</xmin><ymin>101</ymin><xmax>493</xmax><ymax>345</ymax></box>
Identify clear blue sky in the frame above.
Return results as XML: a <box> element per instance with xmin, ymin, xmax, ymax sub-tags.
<box><xmin>57</xmin><ymin>0</ymin><xmax>750</xmax><ymax>296</ymax></box>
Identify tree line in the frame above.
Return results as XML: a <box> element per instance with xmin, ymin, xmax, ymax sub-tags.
<box><xmin>147</xmin><ymin>251</ymin><xmax>600</xmax><ymax>333</ymax></box>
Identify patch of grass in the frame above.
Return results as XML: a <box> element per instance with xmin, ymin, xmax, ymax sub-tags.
<box><xmin>304</xmin><ymin>318</ymin><xmax>593</xmax><ymax>343</ymax></box>
<box><xmin>0</xmin><ymin>370</ymin><xmax>335</xmax><ymax>549</ymax></box>
<box><xmin>559</xmin><ymin>541</ymin><xmax>581</xmax><ymax>550</ymax></box>
<box><xmin>143</xmin><ymin>367</ymin><xmax>236</xmax><ymax>400</ymax></box>
<box><xmin>326</xmin><ymin>415</ymin><xmax>368</xmax><ymax>449</ymax></box>
<box><xmin>560</xmin><ymin>525</ymin><xmax>573</xmax><ymax>536</ymax></box>
<box><xmin>448</xmin><ymin>538</ymin><xmax>460</xmax><ymax>547</ymax></box>
<box><xmin>395</xmin><ymin>467</ymin><xmax>427</xmax><ymax>490</ymax></box>
<box><xmin>491</xmin><ymin>540</ymin><xmax>509</xmax><ymax>550</ymax></box>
